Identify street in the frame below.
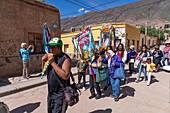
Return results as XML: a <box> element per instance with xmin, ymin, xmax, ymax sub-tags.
<box><xmin>1</xmin><ymin>70</ymin><xmax>169</xmax><ymax>113</ymax></box>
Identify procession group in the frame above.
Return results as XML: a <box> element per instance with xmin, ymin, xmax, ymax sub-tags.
<box><xmin>76</xmin><ymin>42</ymin><xmax>170</xmax><ymax>102</ymax></box>
<box><xmin>19</xmin><ymin>38</ymin><xmax>170</xmax><ymax>113</ymax></box>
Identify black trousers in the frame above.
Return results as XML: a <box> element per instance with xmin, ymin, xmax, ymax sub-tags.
<box><xmin>48</xmin><ymin>92</ymin><xmax>67</xmax><ymax>113</ymax></box>
<box><xmin>129</xmin><ymin>63</ymin><xmax>135</xmax><ymax>73</ymax></box>
<box><xmin>89</xmin><ymin>74</ymin><xmax>101</xmax><ymax>96</ymax></box>
<box><xmin>78</xmin><ymin>72</ymin><xmax>86</xmax><ymax>87</ymax></box>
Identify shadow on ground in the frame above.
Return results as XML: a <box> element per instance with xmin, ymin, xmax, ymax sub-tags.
<box><xmin>89</xmin><ymin>108</ymin><xmax>112</xmax><ymax>113</ymax></box>
<box><xmin>150</xmin><ymin>75</ymin><xmax>159</xmax><ymax>85</ymax></box>
<box><xmin>0</xmin><ymin>78</ymin><xmax>11</xmax><ymax>87</ymax></box>
<box><xmin>10</xmin><ymin>102</ymin><xmax>41</xmax><ymax>113</ymax></box>
<box><xmin>119</xmin><ymin>86</ymin><xmax>136</xmax><ymax>99</ymax></box>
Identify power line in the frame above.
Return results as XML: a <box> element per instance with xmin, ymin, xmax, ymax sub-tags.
<box><xmin>62</xmin><ymin>0</ymin><xmax>119</xmax><ymax>16</ymax></box>
<box><xmin>91</xmin><ymin>0</ymin><xmax>109</xmax><ymax>9</ymax></box>
<box><xmin>64</xmin><ymin>0</ymin><xmax>93</xmax><ymax>10</ymax></box>
<box><xmin>73</xmin><ymin>0</ymin><xmax>99</xmax><ymax>11</ymax></box>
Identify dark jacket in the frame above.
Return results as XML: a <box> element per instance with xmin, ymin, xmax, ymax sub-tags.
<box><xmin>152</xmin><ymin>50</ymin><xmax>163</xmax><ymax>61</ymax></box>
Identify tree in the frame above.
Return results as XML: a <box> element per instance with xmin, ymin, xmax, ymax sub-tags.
<box><xmin>140</xmin><ymin>26</ymin><xmax>165</xmax><ymax>41</ymax></box>
<box><xmin>164</xmin><ymin>24</ymin><xmax>169</xmax><ymax>28</ymax></box>
<box><xmin>140</xmin><ymin>26</ymin><xmax>145</xmax><ymax>34</ymax></box>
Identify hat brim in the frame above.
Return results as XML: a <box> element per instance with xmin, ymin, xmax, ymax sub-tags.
<box><xmin>164</xmin><ymin>42</ymin><xmax>170</xmax><ymax>44</ymax></box>
<box><xmin>45</xmin><ymin>43</ymin><xmax>59</xmax><ymax>46</ymax></box>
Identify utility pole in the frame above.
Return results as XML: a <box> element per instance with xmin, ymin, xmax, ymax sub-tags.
<box><xmin>82</xmin><ymin>19</ymin><xmax>84</xmax><ymax>30</ymax></box>
<box><xmin>145</xmin><ymin>21</ymin><xmax>148</xmax><ymax>45</ymax></box>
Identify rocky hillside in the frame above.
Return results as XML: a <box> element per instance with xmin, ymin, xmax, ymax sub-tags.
<box><xmin>61</xmin><ymin>0</ymin><xmax>170</xmax><ymax>31</ymax></box>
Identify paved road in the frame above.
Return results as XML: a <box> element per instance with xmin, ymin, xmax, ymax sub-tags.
<box><xmin>1</xmin><ymin>71</ymin><xmax>170</xmax><ymax>113</ymax></box>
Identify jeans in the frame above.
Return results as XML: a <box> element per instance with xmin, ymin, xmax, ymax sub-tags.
<box><xmin>78</xmin><ymin>72</ymin><xmax>86</xmax><ymax>87</ymax></box>
<box><xmin>162</xmin><ymin>58</ymin><xmax>170</xmax><ymax>66</ymax></box>
<box><xmin>138</xmin><ymin>63</ymin><xmax>146</xmax><ymax>79</ymax></box>
<box><xmin>147</xmin><ymin>72</ymin><xmax>152</xmax><ymax>85</ymax></box>
<box><xmin>89</xmin><ymin>75</ymin><xmax>101</xmax><ymax>96</ymax></box>
<box><xmin>129</xmin><ymin>63</ymin><xmax>135</xmax><ymax>73</ymax></box>
<box><xmin>110</xmin><ymin>78</ymin><xmax>120</xmax><ymax>98</ymax></box>
<box><xmin>105</xmin><ymin>68</ymin><xmax>110</xmax><ymax>87</ymax></box>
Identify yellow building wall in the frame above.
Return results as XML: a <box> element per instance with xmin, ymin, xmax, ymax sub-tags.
<box><xmin>125</xmin><ymin>24</ymin><xmax>140</xmax><ymax>50</ymax></box>
<box><xmin>61</xmin><ymin>31</ymin><xmax>80</xmax><ymax>54</ymax></box>
<box><xmin>61</xmin><ymin>23</ymin><xmax>140</xmax><ymax>54</ymax></box>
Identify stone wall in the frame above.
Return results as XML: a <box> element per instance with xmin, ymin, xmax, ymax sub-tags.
<box><xmin>0</xmin><ymin>0</ymin><xmax>61</xmax><ymax>57</ymax></box>
<box><xmin>0</xmin><ymin>54</ymin><xmax>43</xmax><ymax>77</ymax></box>
<box><xmin>0</xmin><ymin>0</ymin><xmax>61</xmax><ymax>77</ymax></box>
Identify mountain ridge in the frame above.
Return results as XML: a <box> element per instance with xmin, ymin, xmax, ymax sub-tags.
<box><xmin>61</xmin><ymin>0</ymin><xmax>170</xmax><ymax>31</ymax></box>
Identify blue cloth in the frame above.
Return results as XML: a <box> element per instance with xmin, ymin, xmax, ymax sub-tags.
<box><xmin>20</xmin><ymin>48</ymin><xmax>33</xmax><ymax>61</ymax></box>
<box><xmin>110</xmin><ymin>55</ymin><xmax>124</xmax><ymax>78</ymax></box>
<box><xmin>89</xmin><ymin>61</ymin><xmax>97</xmax><ymax>75</ymax></box>
<box><xmin>19</xmin><ymin>50</ymin><xmax>22</xmax><ymax>58</ymax></box>
<box><xmin>138</xmin><ymin>63</ymin><xmax>146</xmax><ymax>79</ymax></box>
<box><xmin>110</xmin><ymin>78</ymin><xmax>120</xmax><ymax>98</ymax></box>
<box><xmin>162</xmin><ymin>58</ymin><xmax>170</xmax><ymax>66</ymax></box>
<box><xmin>102</xmin><ymin>58</ymin><xmax>109</xmax><ymax>64</ymax></box>
<box><xmin>152</xmin><ymin>50</ymin><xmax>163</xmax><ymax>61</ymax></box>
<box><xmin>127</xmin><ymin>51</ymin><xmax>137</xmax><ymax>61</ymax></box>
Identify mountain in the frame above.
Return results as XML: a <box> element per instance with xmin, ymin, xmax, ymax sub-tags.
<box><xmin>61</xmin><ymin>0</ymin><xmax>170</xmax><ymax>32</ymax></box>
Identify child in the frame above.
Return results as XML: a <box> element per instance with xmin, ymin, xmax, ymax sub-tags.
<box><xmin>143</xmin><ymin>58</ymin><xmax>155</xmax><ymax>86</ymax></box>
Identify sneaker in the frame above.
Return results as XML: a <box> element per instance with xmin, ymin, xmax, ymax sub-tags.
<box><xmin>135</xmin><ymin>79</ymin><xmax>139</xmax><ymax>83</ymax></box>
<box><xmin>78</xmin><ymin>84</ymin><xmax>81</xmax><ymax>88</ymax></box>
<box><xmin>114</xmin><ymin>97</ymin><xmax>119</xmax><ymax>102</ymax></box>
<box><xmin>124</xmin><ymin>80</ymin><xmax>128</xmax><ymax>84</ymax></box>
<box><xmin>143</xmin><ymin>78</ymin><xmax>146</xmax><ymax>82</ymax></box>
<box><xmin>89</xmin><ymin>95</ymin><xmax>95</xmax><ymax>99</ymax></box>
<box><xmin>23</xmin><ymin>76</ymin><xmax>28</xmax><ymax>79</ymax></box>
<box><xmin>82</xmin><ymin>87</ymin><xmax>86</xmax><ymax>91</ymax></box>
<box><xmin>95</xmin><ymin>94</ymin><xmax>101</xmax><ymax>99</ymax></box>
<box><xmin>110</xmin><ymin>94</ymin><xmax>115</xmax><ymax>98</ymax></box>
<box><xmin>103</xmin><ymin>86</ymin><xmax>108</xmax><ymax>91</ymax></box>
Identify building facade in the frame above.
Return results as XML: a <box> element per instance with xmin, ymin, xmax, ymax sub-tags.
<box><xmin>61</xmin><ymin>23</ymin><xmax>140</xmax><ymax>54</ymax></box>
<box><xmin>0</xmin><ymin>0</ymin><xmax>61</xmax><ymax>77</ymax></box>
<box><xmin>140</xmin><ymin>33</ymin><xmax>158</xmax><ymax>47</ymax></box>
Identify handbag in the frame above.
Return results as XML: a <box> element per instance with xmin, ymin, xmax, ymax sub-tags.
<box><xmin>113</xmin><ymin>64</ymin><xmax>126</xmax><ymax>79</ymax></box>
<box><xmin>52</xmin><ymin>69</ymin><xmax>81</xmax><ymax>107</ymax></box>
<box><xmin>96</xmin><ymin>67</ymin><xmax>107</xmax><ymax>82</ymax></box>
<box><xmin>135</xmin><ymin>59</ymin><xmax>140</xmax><ymax>66</ymax></box>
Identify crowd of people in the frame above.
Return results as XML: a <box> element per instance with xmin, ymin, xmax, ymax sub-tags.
<box><xmin>19</xmin><ymin>38</ymin><xmax>170</xmax><ymax>113</ymax></box>
<box><xmin>76</xmin><ymin>41</ymin><xmax>170</xmax><ymax>102</ymax></box>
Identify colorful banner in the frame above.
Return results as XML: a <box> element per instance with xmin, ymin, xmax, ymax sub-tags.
<box><xmin>72</xmin><ymin>27</ymin><xmax>96</xmax><ymax>81</ymax></box>
<box><xmin>41</xmin><ymin>24</ymin><xmax>51</xmax><ymax>79</ymax></box>
<box><xmin>72</xmin><ymin>27</ymin><xmax>95</xmax><ymax>62</ymax></box>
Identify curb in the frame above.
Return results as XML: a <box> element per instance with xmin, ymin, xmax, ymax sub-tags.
<box><xmin>0</xmin><ymin>69</ymin><xmax>78</xmax><ymax>98</ymax></box>
<box><xmin>0</xmin><ymin>78</ymin><xmax>47</xmax><ymax>98</ymax></box>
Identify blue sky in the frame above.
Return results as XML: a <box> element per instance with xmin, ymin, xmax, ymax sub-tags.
<box><xmin>45</xmin><ymin>0</ymin><xmax>141</xmax><ymax>19</ymax></box>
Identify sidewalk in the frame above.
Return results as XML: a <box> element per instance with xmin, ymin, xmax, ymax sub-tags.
<box><xmin>0</xmin><ymin>67</ymin><xmax>78</xmax><ymax>97</ymax></box>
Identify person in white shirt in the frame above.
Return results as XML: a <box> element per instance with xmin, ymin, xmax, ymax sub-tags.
<box><xmin>143</xmin><ymin>58</ymin><xmax>156</xmax><ymax>86</ymax></box>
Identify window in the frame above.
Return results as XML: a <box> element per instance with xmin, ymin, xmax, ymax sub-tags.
<box><xmin>64</xmin><ymin>44</ymin><xmax>69</xmax><ymax>53</ymax></box>
<box><xmin>137</xmin><ymin>41</ymin><xmax>139</xmax><ymax>50</ymax></box>
<box><xmin>152</xmin><ymin>40</ymin><xmax>154</xmax><ymax>46</ymax></box>
<box><xmin>148</xmin><ymin>39</ymin><xmax>151</xmax><ymax>46</ymax></box>
<box><xmin>28</xmin><ymin>33</ymin><xmax>44</xmax><ymax>54</ymax></box>
<box><xmin>132</xmin><ymin>40</ymin><xmax>135</xmax><ymax>46</ymax></box>
<box><xmin>127</xmin><ymin>39</ymin><xmax>130</xmax><ymax>48</ymax></box>
<box><xmin>142</xmin><ymin>38</ymin><xmax>144</xmax><ymax>46</ymax></box>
